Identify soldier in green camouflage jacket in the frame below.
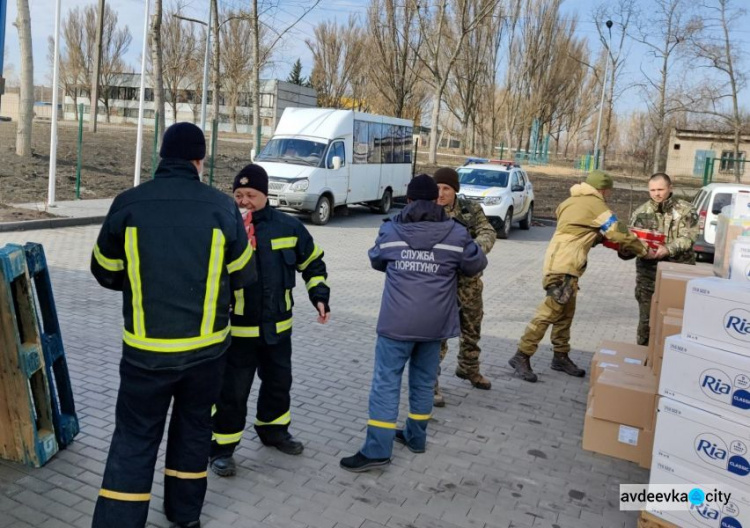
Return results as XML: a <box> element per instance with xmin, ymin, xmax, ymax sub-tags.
<box><xmin>433</xmin><ymin>168</ymin><xmax>496</xmax><ymax>405</ymax></box>
<box><xmin>627</xmin><ymin>173</ymin><xmax>698</xmax><ymax>345</ymax></box>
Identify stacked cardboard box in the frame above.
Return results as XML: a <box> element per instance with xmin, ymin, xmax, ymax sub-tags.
<box><xmin>648</xmin><ymin>277</ymin><xmax>750</xmax><ymax>527</ymax></box>
<box><xmin>582</xmin><ymin>263</ymin><xmax>713</xmax><ymax>470</ymax></box>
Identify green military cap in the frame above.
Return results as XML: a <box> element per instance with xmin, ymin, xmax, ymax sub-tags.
<box><xmin>586</xmin><ymin>170</ymin><xmax>614</xmax><ymax>190</ymax></box>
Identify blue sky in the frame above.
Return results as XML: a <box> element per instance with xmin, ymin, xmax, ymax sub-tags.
<box><xmin>3</xmin><ymin>0</ymin><xmax>749</xmax><ymax>113</ymax></box>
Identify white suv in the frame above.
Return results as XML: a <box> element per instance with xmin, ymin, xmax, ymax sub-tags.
<box><xmin>456</xmin><ymin>160</ymin><xmax>535</xmax><ymax>239</ymax></box>
<box><xmin>691</xmin><ymin>182</ymin><xmax>750</xmax><ymax>260</ymax></box>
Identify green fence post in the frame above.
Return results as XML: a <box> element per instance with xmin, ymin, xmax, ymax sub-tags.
<box><xmin>499</xmin><ymin>142</ymin><xmax>505</xmax><ymax>159</ymax></box>
<box><xmin>151</xmin><ymin>112</ymin><xmax>159</xmax><ymax>179</ymax></box>
<box><xmin>703</xmin><ymin>157</ymin><xmax>713</xmax><ymax>186</ymax></box>
<box><xmin>209</xmin><ymin>118</ymin><xmax>218</xmax><ymax>187</ymax></box>
<box><xmin>75</xmin><ymin>103</ymin><xmax>84</xmax><ymax>200</ymax></box>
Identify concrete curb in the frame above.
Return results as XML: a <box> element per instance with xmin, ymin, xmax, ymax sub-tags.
<box><xmin>0</xmin><ymin>215</ymin><xmax>106</xmax><ymax>233</ymax></box>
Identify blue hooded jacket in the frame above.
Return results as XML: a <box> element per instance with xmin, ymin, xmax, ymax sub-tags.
<box><xmin>368</xmin><ymin>200</ymin><xmax>488</xmax><ymax>341</ymax></box>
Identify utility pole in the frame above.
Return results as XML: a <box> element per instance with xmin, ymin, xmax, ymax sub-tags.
<box><xmin>252</xmin><ymin>0</ymin><xmax>260</xmax><ymax>155</ymax></box>
<box><xmin>0</xmin><ymin>0</ymin><xmax>8</xmax><ymax>115</ymax></box>
<box><xmin>90</xmin><ymin>0</ymin><xmax>105</xmax><ymax>132</ymax></box>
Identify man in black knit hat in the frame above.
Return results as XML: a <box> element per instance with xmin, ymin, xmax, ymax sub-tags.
<box><xmin>91</xmin><ymin>122</ymin><xmax>256</xmax><ymax>528</ymax></box>
<box><xmin>210</xmin><ymin>163</ymin><xmax>331</xmax><ymax>477</ymax></box>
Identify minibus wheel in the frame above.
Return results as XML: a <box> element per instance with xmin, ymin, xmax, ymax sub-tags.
<box><xmin>376</xmin><ymin>190</ymin><xmax>392</xmax><ymax>214</ymax></box>
<box><xmin>311</xmin><ymin>195</ymin><xmax>332</xmax><ymax>225</ymax></box>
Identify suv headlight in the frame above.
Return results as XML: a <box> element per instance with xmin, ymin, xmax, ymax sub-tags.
<box><xmin>484</xmin><ymin>196</ymin><xmax>501</xmax><ymax>206</ymax></box>
<box><xmin>290</xmin><ymin>179</ymin><xmax>309</xmax><ymax>192</ymax></box>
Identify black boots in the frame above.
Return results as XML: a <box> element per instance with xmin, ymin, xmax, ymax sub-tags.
<box><xmin>260</xmin><ymin>433</ymin><xmax>304</xmax><ymax>455</ymax></box>
<box><xmin>508</xmin><ymin>351</ymin><xmax>538</xmax><ymax>383</ymax></box>
<box><xmin>209</xmin><ymin>455</ymin><xmax>236</xmax><ymax>477</ymax></box>
<box><xmin>551</xmin><ymin>352</ymin><xmax>585</xmax><ymax>377</ymax></box>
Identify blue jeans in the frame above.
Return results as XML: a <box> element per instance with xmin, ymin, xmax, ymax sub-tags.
<box><xmin>361</xmin><ymin>336</ymin><xmax>440</xmax><ymax>459</ymax></box>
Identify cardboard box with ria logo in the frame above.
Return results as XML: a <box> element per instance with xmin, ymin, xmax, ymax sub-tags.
<box><xmin>653</xmin><ymin>398</ymin><xmax>750</xmax><ymax>490</ymax></box>
<box><xmin>660</xmin><ymin>335</ymin><xmax>750</xmax><ymax>424</ymax></box>
<box><xmin>648</xmin><ymin>459</ymin><xmax>750</xmax><ymax>528</ymax></box>
<box><xmin>682</xmin><ymin>277</ymin><xmax>750</xmax><ymax>357</ymax></box>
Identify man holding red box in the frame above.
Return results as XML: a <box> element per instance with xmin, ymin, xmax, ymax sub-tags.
<box><xmin>626</xmin><ymin>173</ymin><xmax>698</xmax><ymax>345</ymax></box>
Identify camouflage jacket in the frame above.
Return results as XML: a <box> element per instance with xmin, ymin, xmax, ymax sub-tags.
<box><xmin>630</xmin><ymin>194</ymin><xmax>698</xmax><ymax>266</ymax></box>
<box><xmin>443</xmin><ymin>197</ymin><xmax>496</xmax><ymax>255</ymax></box>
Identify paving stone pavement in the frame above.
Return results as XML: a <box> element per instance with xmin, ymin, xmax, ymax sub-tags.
<box><xmin>0</xmin><ymin>206</ymin><xmax>661</xmax><ymax>528</ymax></box>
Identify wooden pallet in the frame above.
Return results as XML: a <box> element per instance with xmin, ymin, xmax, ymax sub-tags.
<box><xmin>21</xmin><ymin>243</ymin><xmax>79</xmax><ymax>448</ymax></box>
<box><xmin>0</xmin><ymin>245</ymin><xmax>59</xmax><ymax>467</ymax></box>
<box><xmin>638</xmin><ymin>511</ymin><xmax>680</xmax><ymax>528</ymax></box>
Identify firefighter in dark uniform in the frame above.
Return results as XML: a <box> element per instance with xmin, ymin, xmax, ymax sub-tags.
<box><xmin>90</xmin><ymin>122</ymin><xmax>256</xmax><ymax>528</ymax></box>
<box><xmin>209</xmin><ymin>164</ymin><xmax>331</xmax><ymax>477</ymax></box>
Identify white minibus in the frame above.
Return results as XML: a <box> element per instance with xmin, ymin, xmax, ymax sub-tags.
<box><xmin>253</xmin><ymin>108</ymin><xmax>414</xmax><ymax>224</ymax></box>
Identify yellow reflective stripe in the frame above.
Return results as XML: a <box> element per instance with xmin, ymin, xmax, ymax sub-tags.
<box><xmin>99</xmin><ymin>489</ymin><xmax>150</xmax><ymax>502</ymax></box>
<box><xmin>367</xmin><ymin>419</ymin><xmax>396</xmax><ymax>429</ymax></box>
<box><xmin>164</xmin><ymin>469</ymin><xmax>207</xmax><ymax>479</ymax></box>
<box><xmin>93</xmin><ymin>244</ymin><xmax>124</xmax><ymax>272</ymax></box>
<box><xmin>234</xmin><ymin>289</ymin><xmax>245</xmax><ymax>316</ymax></box>
<box><xmin>271</xmin><ymin>237</ymin><xmax>298</xmax><ymax>250</ymax></box>
<box><xmin>285</xmin><ymin>289</ymin><xmax>291</xmax><ymax>311</ymax></box>
<box><xmin>201</xmin><ymin>229</ymin><xmax>225</xmax><ymax>335</ymax></box>
<box><xmin>123</xmin><ymin>326</ymin><xmax>230</xmax><ymax>353</ymax></box>
<box><xmin>212</xmin><ymin>431</ymin><xmax>243</xmax><ymax>445</ymax></box>
<box><xmin>211</xmin><ymin>404</ymin><xmax>217</xmax><ymax>417</ymax></box>
<box><xmin>297</xmin><ymin>244</ymin><xmax>323</xmax><ymax>271</ymax></box>
<box><xmin>227</xmin><ymin>242</ymin><xmax>253</xmax><ymax>274</ymax></box>
<box><xmin>408</xmin><ymin>413</ymin><xmax>431</xmax><ymax>421</ymax></box>
<box><xmin>231</xmin><ymin>326</ymin><xmax>260</xmax><ymax>338</ymax></box>
<box><xmin>306</xmin><ymin>276</ymin><xmax>327</xmax><ymax>291</ymax></box>
<box><xmin>276</xmin><ymin>318</ymin><xmax>293</xmax><ymax>333</ymax></box>
<box><xmin>255</xmin><ymin>410</ymin><xmax>291</xmax><ymax>426</ymax></box>
<box><xmin>125</xmin><ymin>227</ymin><xmax>146</xmax><ymax>337</ymax></box>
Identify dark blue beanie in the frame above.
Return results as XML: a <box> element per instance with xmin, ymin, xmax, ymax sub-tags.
<box><xmin>160</xmin><ymin>122</ymin><xmax>206</xmax><ymax>161</ymax></box>
<box><xmin>407</xmin><ymin>174</ymin><xmax>439</xmax><ymax>201</ymax></box>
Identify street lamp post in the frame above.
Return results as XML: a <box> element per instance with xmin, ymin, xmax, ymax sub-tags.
<box><xmin>593</xmin><ymin>19</ymin><xmax>613</xmax><ymax>171</ymax></box>
<box><xmin>174</xmin><ymin>13</ymin><xmax>212</xmax><ymax>132</ymax></box>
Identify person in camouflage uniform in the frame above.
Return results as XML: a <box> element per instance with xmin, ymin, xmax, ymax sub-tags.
<box><xmin>433</xmin><ymin>168</ymin><xmax>496</xmax><ymax>405</ymax></box>
<box><xmin>626</xmin><ymin>173</ymin><xmax>698</xmax><ymax>345</ymax></box>
<box><xmin>509</xmin><ymin>170</ymin><xmax>651</xmax><ymax>383</ymax></box>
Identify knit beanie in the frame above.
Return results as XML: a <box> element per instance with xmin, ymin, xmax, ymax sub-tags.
<box><xmin>585</xmin><ymin>170</ymin><xmax>614</xmax><ymax>190</ymax></box>
<box><xmin>233</xmin><ymin>164</ymin><xmax>269</xmax><ymax>195</ymax></box>
<box><xmin>433</xmin><ymin>167</ymin><xmax>460</xmax><ymax>193</ymax></box>
<box><xmin>160</xmin><ymin>122</ymin><xmax>206</xmax><ymax>161</ymax></box>
<box><xmin>407</xmin><ymin>174</ymin><xmax>439</xmax><ymax>201</ymax></box>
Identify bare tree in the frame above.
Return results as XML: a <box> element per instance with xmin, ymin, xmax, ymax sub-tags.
<box><xmin>97</xmin><ymin>6</ymin><xmax>131</xmax><ymax>122</ymax></box>
<box><xmin>15</xmin><ymin>0</ymin><xmax>34</xmax><ymax>157</ymax></box>
<box><xmin>689</xmin><ymin>0</ymin><xmax>747</xmax><ymax>182</ymax></box>
<box><xmin>162</xmin><ymin>7</ymin><xmax>198</xmax><ymax>124</ymax></box>
<box><xmin>150</xmin><ymin>0</ymin><xmax>166</xmax><ymax>139</ymax></box>
<box><xmin>630</xmin><ymin>0</ymin><xmax>696</xmax><ymax>172</ymax></box>
<box><xmin>366</xmin><ymin>0</ymin><xmax>424</xmax><ymax>119</ymax></box>
<box><xmin>306</xmin><ymin>16</ymin><xmax>366</xmax><ymax>109</ymax></box>
<box><xmin>220</xmin><ymin>12</ymin><xmax>253</xmax><ymax>133</ymax></box>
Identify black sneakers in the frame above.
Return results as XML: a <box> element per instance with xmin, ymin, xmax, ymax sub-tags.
<box><xmin>508</xmin><ymin>351</ymin><xmax>538</xmax><ymax>383</ymax></box>
<box><xmin>394</xmin><ymin>429</ymin><xmax>425</xmax><ymax>454</ymax></box>
<box><xmin>339</xmin><ymin>452</ymin><xmax>391</xmax><ymax>473</ymax></box>
<box><xmin>551</xmin><ymin>353</ymin><xmax>585</xmax><ymax>377</ymax></box>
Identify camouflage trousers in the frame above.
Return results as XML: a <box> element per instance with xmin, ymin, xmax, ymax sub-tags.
<box><xmin>635</xmin><ymin>272</ymin><xmax>656</xmax><ymax>346</ymax></box>
<box><xmin>517</xmin><ymin>274</ymin><xmax>578</xmax><ymax>357</ymax></box>
<box><xmin>439</xmin><ymin>275</ymin><xmax>484</xmax><ymax>375</ymax></box>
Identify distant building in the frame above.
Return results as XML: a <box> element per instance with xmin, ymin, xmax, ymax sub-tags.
<box><xmin>666</xmin><ymin>128</ymin><xmax>749</xmax><ymax>180</ymax></box>
<box><xmin>61</xmin><ymin>73</ymin><xmax>317</xmax><ymax>136</ymax></box>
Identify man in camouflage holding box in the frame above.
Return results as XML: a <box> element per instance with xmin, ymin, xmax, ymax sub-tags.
<box><xmin>433</xmin><ymin>168</ymin><xmax>496</xmax><ymax>405</ymax></box>
<box><xmin>627</xmin><ymin>172</ymin><xmax>698</xmax><ymax>346</ymax></box>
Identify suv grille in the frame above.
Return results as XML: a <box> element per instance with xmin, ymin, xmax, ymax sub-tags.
<box><xmin>268</xmin><ymin>181</ymin><xmax>286</xmax><ymax>192</ymax></box>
